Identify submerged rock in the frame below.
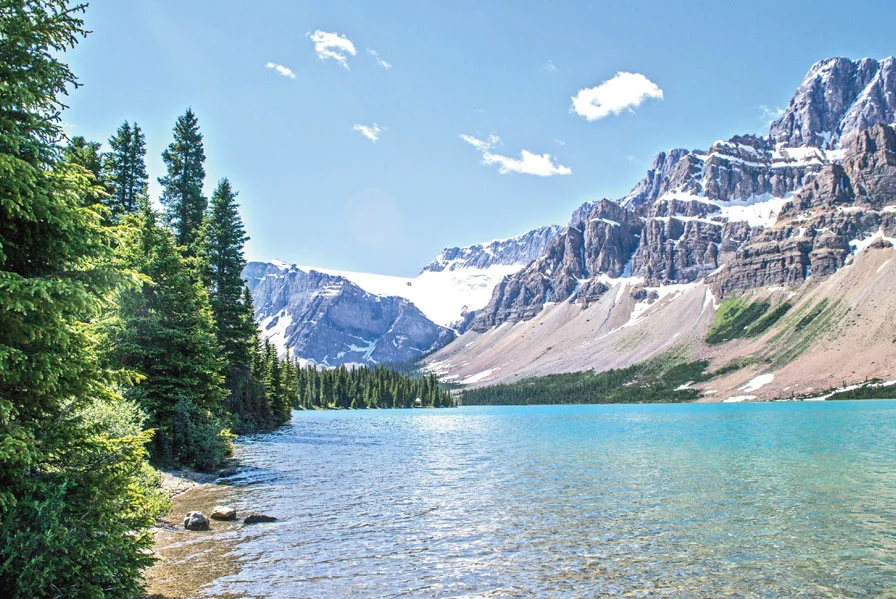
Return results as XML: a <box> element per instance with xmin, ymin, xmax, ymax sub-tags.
<box><xmin>183</xmin><ymin>511</ymin><xmax>210</xmax><ymax>531</ymax></box>
<box><xmin>243</xmin><ymin>514</ymin><xmax>277</xmax><ymax>524</ymax></box>
<box><xmin>218</xmin><ymin>467</ymin><xmax>239</xmax><ymax>478</ymax></box>
<box><xmin>210</xmin><ymin>506</ymin><xmax>237</xmax><ymax>521</ymax></box>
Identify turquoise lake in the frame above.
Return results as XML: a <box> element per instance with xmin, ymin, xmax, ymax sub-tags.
<box><xmin>191</xmin><ymin>402</ymin><xmax>896</xmax><ymax>598</ymax></box>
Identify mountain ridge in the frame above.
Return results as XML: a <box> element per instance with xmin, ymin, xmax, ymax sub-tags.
<box><xmin>426</xmin><ymin>56</ymin><xmax>896</xmax><ymax>398</ymax></box>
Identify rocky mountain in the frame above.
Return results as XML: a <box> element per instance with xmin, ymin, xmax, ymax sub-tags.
<box><xmin>770</xmin><ymin>57</ymin><xmax>896</xmax><ymax>149</ymax></box>
<box><xmin>243</xmin><ymin>261</ymin><xmax>454</xmax><ymax>366</ymax></box>
<box><xmin>429</xmin><ymin>56</ymin><xmax>896</xmax><ymax>398</ymax></box>
<box><xmin>468</xmin><ymin>57</ymin><xmax>896</xmax><ymax>332</ymax></box>
<box><xmin>243</xmin><ymin>226</ymin><xmax>560</xmax><ymax>365</ymax></box>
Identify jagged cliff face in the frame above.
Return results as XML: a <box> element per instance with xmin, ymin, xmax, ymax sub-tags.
<box><xmin>468</xmin><ymin>57</ymin><xmax>896</xmax><ymax>332</ymax></box>
<box><xmin>710</xmin><ymin>124</ymin><xmax>896</xmax><ymax>293</ymax></box>
<box><xmin>770</xmin><ymin>57</ymin><xmax>896</xmax><ymax>149</ymax></box>
<box><xmin>244</xmin><ymin>262</ymin><xmax>454</xmax><ymax>365</ymax></box>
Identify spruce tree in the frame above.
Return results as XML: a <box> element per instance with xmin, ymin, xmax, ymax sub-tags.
<box><xmin>159</xmin><ymin>108</ymin><xmax>206</xmax><ymax>252</ymax></box>
<box><xmin>0</xmin><ymin>3</ymin><xmax>166</xmax><ymax>597</ymax></box>
<box><xmin>112</xmin><ymin>207</ymin><xmax>231</xmax><ymax>470</ymax></box>
<box><xmin>104</xmin><ymin>120</ymin><xmax>148</xmax><ymax>218</ymax></box>
<box><xmin>201</xmin><ymin>179</ymin><xmax>254</xmax><ymax>376</ymax></box>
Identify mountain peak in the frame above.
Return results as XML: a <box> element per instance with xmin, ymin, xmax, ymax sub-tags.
<box><xmin>770</xmin><ymin>56</ymin><xmax>896</xmax><ymax>149</ymax></box>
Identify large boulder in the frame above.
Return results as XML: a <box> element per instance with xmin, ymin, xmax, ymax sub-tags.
<box><xmin>210</xmin><ymin>506</ymin><xmax>237</xmax><ymax>521</ymax></box>
<box><xmin>183</xmin><ymin>511</ymin><xmax>210</xmax><ymax>531</ymax></box>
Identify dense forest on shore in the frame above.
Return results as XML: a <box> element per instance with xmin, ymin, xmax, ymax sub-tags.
<box><xmin>461</xmin><ymin>358</ymin><xmax>711</xmax><ymax>405</ymax></box>
<box><xmin>0</xmin><ymin>3</ymin><xmax>448</xmax><ymax>597</ymax></box>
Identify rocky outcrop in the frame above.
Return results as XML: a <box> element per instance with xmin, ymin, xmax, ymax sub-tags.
<box><xmin>244</xmin><ymin>262</ymin><xmax>454</xmax><ymax>365</ymax></box>
<box><xmin>183</xmin><ymin>512</ymin><xmax>210</xmax><ymax>531</ymax></box>
<box><xmin>470</xmin><ymin>201</ymin><xmax>641</xmax><ymax>330</ymax></box>
<box><xmin>770</xmin><ymin>57</ymin><xmax>896</xmax><ymax>148</ymax></box>
<box><xmin>710</xmin><ymin>124</ymin><xmax>896</xmax><ymax>294</ymax></box>
<box><xmin>423</xmin><ymin>225</ymin><xmax>561</xmax><ymax>272</ymax></box>
<box><xmin>621</xmin><ymin>149</ymin><xmax>692</xmax><ymax>209</ymax></box>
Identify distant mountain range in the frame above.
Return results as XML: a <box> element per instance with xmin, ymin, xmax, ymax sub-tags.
<box><xmin>243</xmin><ymin>225</ymin><xmax>560</xmax><ymax>365</ymax></box>
<box><xmin>245</xmin><ymin>56</ymin><xmax>896</xmax><ymax>401</ymax></box>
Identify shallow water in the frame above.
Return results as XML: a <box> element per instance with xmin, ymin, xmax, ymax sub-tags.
<box><xmin>156</xmin><ymin>402</ymin><xmax>896</xmax><ymax>598</ymax></box>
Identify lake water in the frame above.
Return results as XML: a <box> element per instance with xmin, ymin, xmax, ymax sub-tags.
<box><xmin>158</xmin><ymin>402</ymin><xmax>896</xmax><ymax>598</ymax></box>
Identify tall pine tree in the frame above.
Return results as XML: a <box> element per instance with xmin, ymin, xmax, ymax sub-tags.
<box><xmin>0</xmin><ymin>3</ymin><xmax>166</xmax><ymax>597</ymax></box>
<box><xmin>104</xmin><ymin>120</ymin><xmax>148</xmax><ymax>218</ymax></box>
<box><xmin>159</xmin><ymin>108</ymin><xmax>206</xmax><ymax>253</ymax></box>
<box><xmin>201</xmin><ymin>179</ymin><xmax>254</xmax><ymax>376</ymax></box>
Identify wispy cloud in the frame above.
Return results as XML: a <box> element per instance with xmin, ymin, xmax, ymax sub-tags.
<box><xmin>353</xmin><ymin>123</ymin><xmax>383</xmax><ymax>142</ymax></box>
<box><xmin>553</xmin><ymin>138</ymin><xmax>566</xmax><ymax>146</ymax></box>
<box><xmin>542</xmin><ymin>59</ymin><xmax>558</xmax><ymax>73</ymax></box>
<box><xmin>306</xmin><ymin>30</ymin><xmax>356</xmax><ymax>69</ymax></box>
<box><xmin>460</xmin><ymin>134</ymin><xmax>571</xmax><ymax>177</ymax></box>
<box><xmin>367</xmin><ymin>49</ymin><xmax>392</xmax><ymax>70</ymax></box>
<box><xmin>571</xmin><ymin>72</ymin><xmax>663</xmax><ymax>121</ymax></box>
<box><xmin>265</xmin><ymin>61</ymin><xmax>296</xmax><ymax>79</ymax></box>
<box><xmin>759</xmin><ymin>104</ymin><xmax>785</xmax><ymax>126</ymax></box>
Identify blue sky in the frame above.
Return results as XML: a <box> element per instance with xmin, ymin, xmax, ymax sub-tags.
<box><xmin>65</xmin><ymin>0</ymin><xmax>896</xmax><ymax>275</ymax></box>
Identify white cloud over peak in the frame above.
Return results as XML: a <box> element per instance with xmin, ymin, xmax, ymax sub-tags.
<box><xmin>460</xmin><ymin>134</ymin><xmax>571</xmax><ymax>177</ymax></box>
<box><xmin>265</xmin><ymin>62</ymin><xmax>296</xmax><ymax>79</ymax></box>
<box><xmin>759</xmin><ymin>104</ymin><xmax>785</xmax><ymax>125</ymax></box>
<box><xmin>571</xmin><ymin>72</ymin><xmax>663</xmax><ymax>121</ymax></box>
<box><xmin>353</xmin><ymin>123</ymin><xmax>383</xmax><ymax>142</ymax></box>
<box><xmin>307</xmin><ymin>30</ymin><xmax>356</xmax><ymax>69</ymax></box>
<box><xmin>367</xmin><ymin>49</ymin><xmax>392</xmax><ymax>70</ymax></box>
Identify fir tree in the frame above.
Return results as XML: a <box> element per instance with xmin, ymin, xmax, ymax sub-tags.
<box><xmin>159</xmin><ymin>108</ymin><xmax>206</xmax><ymax>252</ymax></box>
<box><xmin>0</xmin><ymin>3</ymin><xmax>167</xmax><ymax>597</ymax></box>
<box><xmin>104</xmin><ymin>120</ymin><xmax>148</xmax><ymax>218</ymax></box>
<box><xmin>200</xmin><ymin>179</ymin><xmax>254</xmax><ymax>377</ymax></box>
<box><xmin>112</xmin><ymin>207</ymin><xmax>231</xmax><ymax>470</ymax></box>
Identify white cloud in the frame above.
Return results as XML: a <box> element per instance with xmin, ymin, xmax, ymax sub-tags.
<box><xmin>553</xmin><ymin>138</ymin><xmax>565</xmax><ymax>146</ymax></box>
<box><xmin>306</xmin><ymin>30</ymin><xmax>356</xmax><ymax>69</ymax></box>
<box><xmin>543</xmin><ymin>59</ymin><xmax>558</xmax><ymax>73</ymax></box>
<box><xmin>353</xmin><ymin>123</ymin><xmax>383</xmax><ymax>142</ymax></box>
<box><xmin>367</xmin><ymin>49</ymin><xmax>392</xmax><ymax>70</ymax></box>
<box><xmin>759</xmin><ymin>104</ymin><xmax>785</xmax><ymax>125</ymax></box>
<box><xmin>571</xmin><ymin>72</ymin><xmax>663</xmax><ymax>121</ymax></box>
<box><xmin>265</xmin><ymin>61</ymin><xmax>296</xmax><ymax>79</ymax></box>
<box><xmin>460</xmin><ymin>134</ymin><xmax>571</xmax><ymax>177</ymax></box>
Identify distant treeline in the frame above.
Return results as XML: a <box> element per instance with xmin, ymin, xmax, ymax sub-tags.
<box><xmin>461</xmin><ymin>359</ymin><xmax>710</xmax><ymax>406</ymax></box>
<box><xmin>278</xmin><ymin>361</ymin><xmax>453</xmax><ymax>409</ymax></box>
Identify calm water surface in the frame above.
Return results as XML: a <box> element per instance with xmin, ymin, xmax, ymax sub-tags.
<box><xmin>190</xmin><ymin>402</ymin><xmax>896</xmax><ymax>598</ymax></box>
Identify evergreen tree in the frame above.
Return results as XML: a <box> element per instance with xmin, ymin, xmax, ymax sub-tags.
<box><xmin>200</xmin><ymin>179</ymin><xmax>254</xmax><ymax>378</ymax></box>
<box><xmin>104</xmin><ymin>120</ymin><xmax>148</xmax><ymax>218</ymax></box>
<box><xmin>159</xmin><ymin>108</ymin><xmax>206</xmax><ymax>252</ymax></box>
<box><xmin>0</xmin><ymin>3</ymin><xmax>167</xmax><ymax>597</ymax></box>
<box><xmin>112</xmin><ymin>207</ymin><xmax>232</xmax><ymax>470</ymax></box>
<box><xmin>62</xmin><ymin>135</ymin><xmax>108</xmax><ymax>206</ymax></box>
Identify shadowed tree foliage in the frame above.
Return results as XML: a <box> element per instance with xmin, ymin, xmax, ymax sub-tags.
<box><xmin>0</xmin><ymin>2</ymin><xmax>167</xmax><ymax>597</ymax></box>
<box><xmin>111</xmin><ymin>207</ymin><xmax>232</xmax><ymax>470</ymax></box>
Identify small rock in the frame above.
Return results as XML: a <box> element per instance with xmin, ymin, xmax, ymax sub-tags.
<box><xmin>218</xmin><ymin>467</ymin><xmax>239</xmax><ymax>478</ymax></box>
<box><xmin>243</xmin><ymin>514</ymin><xmax>277</xmax><ymax>524</ymax></box>
<box><xmin>183</xmin><ymin>511</ymin><xmax>210</xmax><ymax>531</ymax></box>
<box><xmin>210</xmin><ymin>505</ymin><xmax>237</xmax><ymax>521</ymax></box>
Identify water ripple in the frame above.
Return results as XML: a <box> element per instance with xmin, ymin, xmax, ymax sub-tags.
<box><xmin>190</xmin><ymin>402</ymin><xmax>896</xmax><ymax>598</ymax></box>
